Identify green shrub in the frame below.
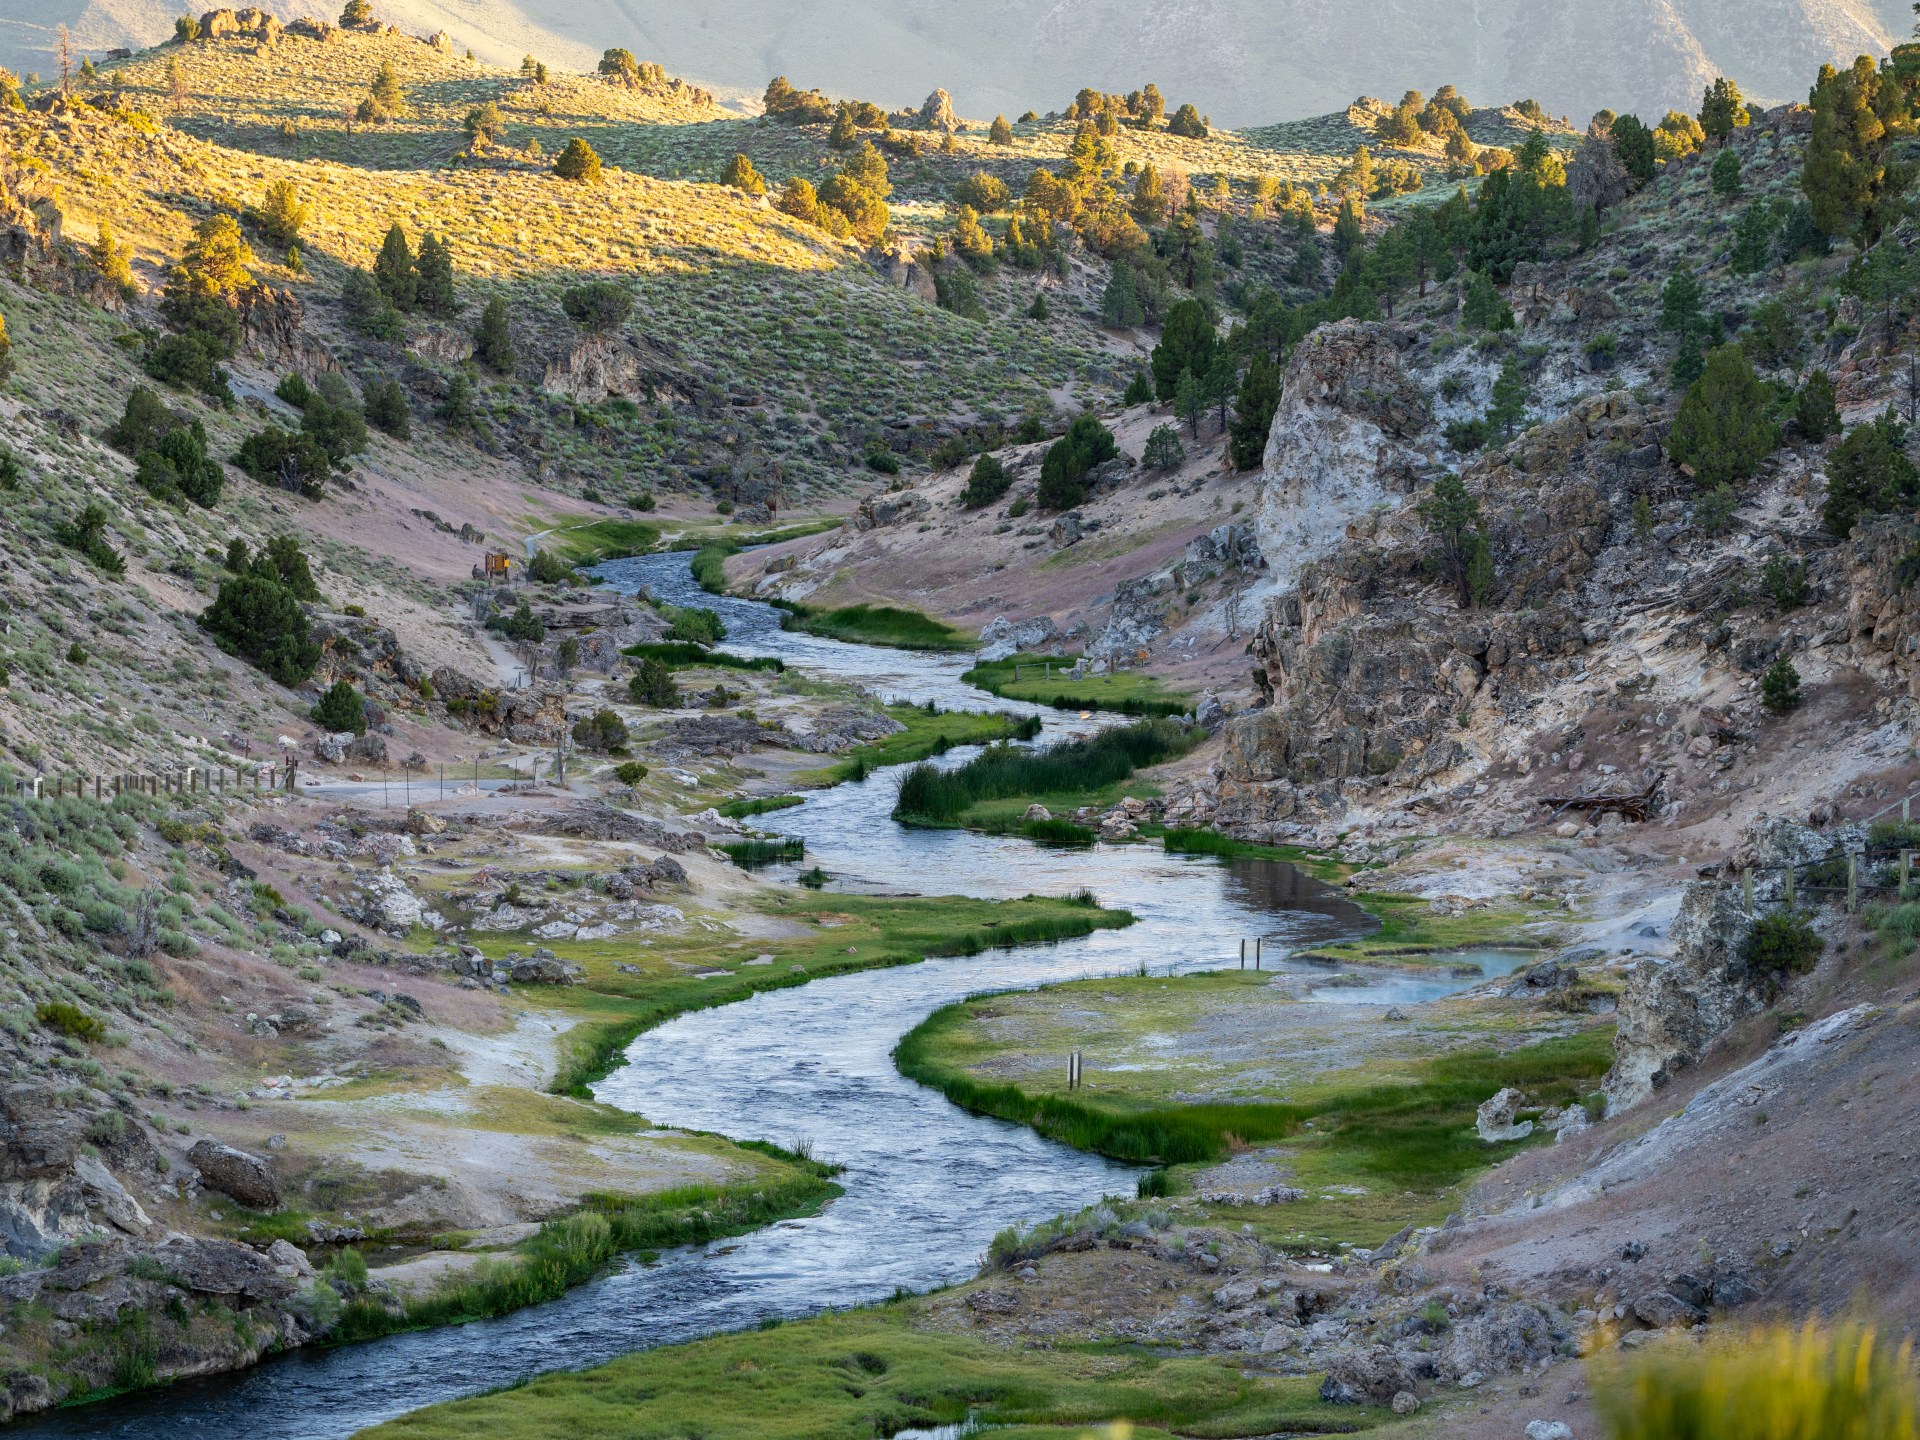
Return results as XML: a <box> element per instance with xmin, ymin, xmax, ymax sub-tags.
<box><xmin>628</xmin><ymin>658</ymin><xmax>680</xmax><ymax>707</ymax></box>
<box><xmin>311</xmin><ymin>680</ymin><xmax>367</xmax><ymax>735</ymax></box>
<box><xmin>662</xmin><ymin>604</ymin><xmax>726</xmax><ymax>645</ymax></box>
<box><xmin>570</xmin><ymin>709</ymin><xmax>629</xmax><ymax>753</ymax></box>
<box><xmin>612</xmin><ymin>761</ymin><xmax>649</xmax><ymax>785</ymax></box>
<box><xmin>960</xmin><ymin>452</ymin><xmax>1011</xmax><ymax>508</ymax></box>
<box><xmin>36</xmin><ymin>1001</ymin><xmax>105</xmax><ymax>1041</ymax></box>
<box><xmin>1741</xmin><ymin>909</ymin><xmax>1821</xmax><ymax>978</ymax></box>
<box><xmin>1761</xmin><ymin>656</ymin><xmax>1801</xmax><ymax>714</ymax></box>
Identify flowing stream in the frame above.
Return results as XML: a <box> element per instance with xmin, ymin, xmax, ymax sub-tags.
<box><xmin>34</xmin><ymin>554</ymin><xmax>1520</xmax><ymax>1439</ymax></box>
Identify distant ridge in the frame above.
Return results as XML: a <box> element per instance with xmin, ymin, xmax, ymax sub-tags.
<box><xmin>3</xmin><ymin>0</ymin><xmax>1908</xmax><ymax>127</ymax></box>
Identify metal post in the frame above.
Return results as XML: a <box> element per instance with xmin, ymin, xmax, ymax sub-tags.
<box><xmin>1239</xmin><ymin>938</ymin><xmax>1245</xmax><ymax>969</ymax></box>
<box><xmin>1256</xmin><ymin>937</ymin><xmax>1262</xmax><ymax>970</ymax></box>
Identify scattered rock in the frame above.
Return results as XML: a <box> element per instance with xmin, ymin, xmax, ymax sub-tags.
<box><xmin>187</xmin><ymin>1140</ymin><xmax>281</xmax><ymax>1211</ymax></box>
<box><xmin>1476</xmin><ymin>1087</ymin><xmax>1535</xmax><ymax>1143</ymax></box>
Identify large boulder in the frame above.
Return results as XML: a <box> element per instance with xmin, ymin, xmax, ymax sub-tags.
<box><xmin>188</xmin><ymin>1141</ymin><xmax>282</xmax><ymax>1211</ymax></box>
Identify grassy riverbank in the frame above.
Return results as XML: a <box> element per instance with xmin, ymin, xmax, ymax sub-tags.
<box><xmin>528</xmin><ymin>890</ymin><xmax>1135</xmax><ymax>1098</ymax></box>
<box><xmin>795</xmin><ymin>704</ymin><xmax>1041</xmax><ymax>786</ymax></box>
<box><xmin>896</xmin><ymin>969</ymin><xmax>1614</xmax><ymax>1248</ymax></box>
<box><xmin>964</xmin><ymin>654</ymin><xmax>1192</xmax><ymax>717</ymax></box>
<box><xmin>1162</xmin><ymin>828</ymin><xmax>1564</xmax><ymax>968</ymax></box>
<box><xmin>337</xmin><ymin>1153</ymin><xmax>842</xmax><ymax>1344</ymax></box>
<box><xmin>355</xmin><ymin>1303</ymin><xmax>1373</xmax><ymax>1440</ymax></box>
<box><xmin>893</xmin><ymin>718</ymin><xmax>1197</xmax><ymax>833</ymax></box>
<box><xmin>781</xmin><ymin>600</ymin><xmax>976</xmax><ymax>651</ymax></box>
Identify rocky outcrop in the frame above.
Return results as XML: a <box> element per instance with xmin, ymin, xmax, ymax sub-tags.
<box><xmin>1845</xmin><ymin>513</ymin><xmax>1920</xmax><ymax>701</ymax></box>
<box><xmin>977</xmin><ymin>615</ymin><xmax>1064</xmax><ymax>661</ymax></box>
<box><xmin>1202</xmin><ymin>387</ymin><xmax>1656</xmax><ymax>839</ymax></box>
<box><xmin>1604</xmin><ymin>819</ymin><xmax>1859</xmax><ymax>1112</ymax></box>
<box><xmin>1</xmin><ymin>1086</ymin><xmax>162</xmax><ymax>1258</ymax></box>
<box><xmin>540</xmin><ymin>333</ymin><xmax>685</xmax><ymax>403</ymax></box>
<box><xmin>199</xmin><ymin>7</ymin><xmax>283</xmax><ymax>42</ymax></box>
<box><xmin>873</xmin><ymin>246</ymin><xmax>939</xmax><ymax>303</ymax></box>
<box><xmin>1256</xmin><ymin>320</ymin><xmax>1432</xmax><ymax>589</ymax></box>
<box><xmin>918</xmin><ymin>88</ymin><xmax>958</xmax><ymax>132</ymax></box>
<box><xmin>854</xmin><ymin>489</ymin><xmax>929</xmax><ymax>530</ymax></box>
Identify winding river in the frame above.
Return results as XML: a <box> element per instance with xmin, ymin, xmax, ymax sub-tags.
<box><xmin>32</xmin><ymin>554</ymin><xmax>1510</xmax><ymax>1439</ymax></box>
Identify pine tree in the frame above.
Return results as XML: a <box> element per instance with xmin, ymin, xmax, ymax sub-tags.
<box><xmin>258</xmin><ymin>180</ymin><xmax>308</xmax><ymax>246</ymax></box>
<box><xmin>1150</xmin><ymin>298</ymin><xmax>1216</xmax><ymax>401</ymax></box>
<box><xmin>1175</xmin><ymin>368</ymin><xmax>1205</xmax><ymax>437</ymax></box>
<box><xmin>91</xmin><ymin>219</ymin><xmax>135</xmax><ymax>299</ymax></box>
<box><xmin>414</xmin><ymin>232</ymin><xmax>455</xmax><ymax>316</ymax></box>
<box><xmin>1332</xmin><ymin>195</ymin><xmax>1365</xmax><ymax>257</ymax></box>
<box><xmin>1803</xmin><ymin>57</ymin><xmax>1895</xmax><ymax>240</ymax></box>
<box><xmin>1660</xmin><ymin>267</ymin><xmax>1702</xmax><ymax>334</ymax></box>
<box><xmin>1668</xmin><ymin>344</ymin><xmax>1779</xmax><ymax>489</ymax></box>
<box><xmin>1670</xmin><ymin>331</ymin><xmax>1705</xmax><ymax>388</ymax></box>
<box><xmin>1143</xmin><ymin>423</ymin><xmax>1184</xmax><ymax>470</ymax></box>
<box><xmin>311</xmin><ymin>680</ymin><xmax>367</xmax><ymax>734</ymax></box>
<box><xmin>828</xmin><ymin>105</ymin><xmax>857</xmax><ymax>150</ymax></box>
<box><xmin>1709</xmin><ymin>147</ymin><xmax>1743</xmax><ymax>199</ymax></box>
<box><xmin>1228</xmin><ymin>355</ymin><xmax>1280</xmax><ymax>470</ymax></box>
<box><xmin>1418</xmin><ymin>472</ymin><xmax>1486</xmax><ymax>607</ymax></box>
<box><xmin>1795</xmin><ymin>369</ymin><xmax>1840</xmax><ymax>441</ymax></box>
<box><xmin>1486</xmin><ymin>356</ymin><xmax>1530</xmax><ymax>440</ymax></box>
<box><xmin>1461</xmin><ymin>272</ymin><xmax>1513</xmax><ymax>330</ymax></box>
<box><xmin>1167</xmin><ymin>103</ymin><xmax>1205</xmax><ymax>138</ymax></box>
<box><xmin>1822</xmin><ymin>408</ymin><xmax>1920</xmax><ymax>536</ymax></box>
<box><xmin>1130</xmin><ymin>164</ymin><xmax>1167</xmax><ymax>224</ymax></box>
<box><xmin>472</xmin><ymin>297</ymin><xmax>514</xmax><ymax>373</ymax></box>
<box><xmin>1729</xmin><ymin>200</ymin><xmax>1776</xmax><ymax>273</ymax></box>
<box><xmin>373</xmin><ymin>223</ymin><xmax>417</xmax><ymax>310</ymax></box>
<box><xmin>989</xmin><ymin>114</ymin><xmax>1013</xmax><ymax>145</ymax></box>
<box><xmin>553</xmin><ymin>136</ymin><xmax>602</xmax><ymax>183</ymax></box>
<box><xmin>1699</xmin><ymin>77</ymin><xmax>1749</xmax><ymax>140</ymax></box>
<box><xmin>1760</xmin><ymin>657</ymin><xmax>1801</xmax><ymax>714</ymax></box>
<box><xmin>1610</xmin><ymin>114</ymin><xmax>1656</xmax><ymax>182</ymax></box>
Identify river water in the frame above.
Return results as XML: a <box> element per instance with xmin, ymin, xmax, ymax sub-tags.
<box><xmin>34</xmin><ymin>553</ymin><xmax>1514</xmax><ymax>1439</ymax></box>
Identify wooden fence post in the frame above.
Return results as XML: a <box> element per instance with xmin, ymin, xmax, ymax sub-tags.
<box><xmin>1848</xmin><ymin>855</ymin><xmax>1859</xmax><ymax>914</ymax></box>
<box><xmin>1784</xmin><ymin>867</ymin><xmax>1795</xmax><ymax>905</ymax></box>
<box><xmin>1742</xmin><ymin>869</ymin><xmax>1753</xmax><ymax>915</ymax></box>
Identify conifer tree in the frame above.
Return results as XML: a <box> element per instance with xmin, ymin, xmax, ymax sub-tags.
<box><xmin>373</xmin><ymin>224</ymin><xmax>416</xmax><ymax>311</ymax></box>
<box><xmin>473</xmin><ymin>297</ymin><xmax>514</xmax><ymax>373</ymax></box>
<box><xmin>553</xmin><ymin>136</ymin><xmax>602</xmax><ymax>183</ymax></box>
<box><xmin>414</xmin><ymin>232</ymin><xmax>455</xmax><ymax>316</ymax></box>
<box><xmin>1668</xmin><ymin>344</ymin><xmax>1778</xmax><ymax>489</ymax></box>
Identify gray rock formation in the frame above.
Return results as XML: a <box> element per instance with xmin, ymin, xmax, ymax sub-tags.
<box><xmin>188</xmin><ymin>1140</ymin><xmax>283</xmax><ymax>1211</ymax></box>
<box><xmin>1604</xmin><ymin>819</ymin><xmax>1859</xmax><ymax>1112</ymax></box>
<box><xmin>1256</xmin><ymin>320</ymin><xmax>1431</xmax><ymax>590</ymax></box>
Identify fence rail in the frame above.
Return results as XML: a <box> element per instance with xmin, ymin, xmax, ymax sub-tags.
<box><xmin>5</xmin><ymin>765</ymin><xmax>296</xmax><ymax>802</ymax></box>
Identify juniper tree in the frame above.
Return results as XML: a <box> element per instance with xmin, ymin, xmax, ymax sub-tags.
<box><xmin>373</xmin><ymin>223</ymin><xmax>416</xmax><ymax>310</ymax></box>
<box><xmin>415</xmin><ymin>233</ymin><xmax>455</xmax><ymax>316</ymax></box>
<box><xmin>1668</xmin><ymin>344</ymin><xmax>1778</xmax><ymax>489</ymax></box>
<box><xmin>473</xmin><ymin>297</ymin><xmax>514</xmax><ymax>372</ymax></box>
<box><xmin>553</xmin><ymin>136</ymin><xmax>602</xmax><ymax>183</ymax></box>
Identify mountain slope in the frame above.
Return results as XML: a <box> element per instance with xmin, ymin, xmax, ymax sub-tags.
<box><xmin>3</xmin><ymin>0</ymin><xmax>1909</xmax><ymax>127</ymax></box>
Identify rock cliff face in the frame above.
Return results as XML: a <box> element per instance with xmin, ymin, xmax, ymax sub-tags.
<box><xmin>1209</xmin><ymin>377</ymin><xmax>1652</xmax><ymax>838</ymax></box>
<box><xmin>1604</xmin><ymin>819</ymin><xmax>1865</xmax><ymax>1112</ymax></box>
<box><xmin>1255</xmin><ymin>320</ymin><xmax>1433</xmax><ymax>592</ymax></box>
